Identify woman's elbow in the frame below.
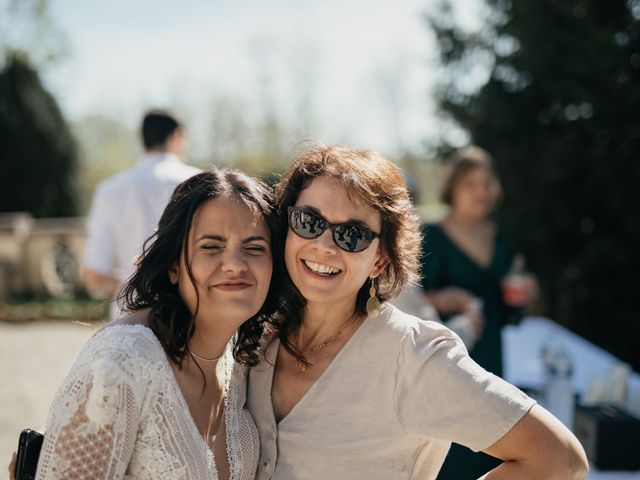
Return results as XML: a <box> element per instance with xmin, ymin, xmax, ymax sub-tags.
<box><xmin>485</xmin><ymin>404</ymin><xmax>590</xmax><ymax>479</ymax></box>
<box><xmin>562</xmin><ymin>437</ymin><xmax>589</xmax><ymax>480</ymax></box>
<box><xmin>536</xmin><ymin>411</ymin><xmax>589</xmax><ymax>480</ymax></box>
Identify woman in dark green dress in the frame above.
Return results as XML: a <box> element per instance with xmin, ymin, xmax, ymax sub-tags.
<box><xmin>420</xmin><ymin>147</ymin><xmax>532</xmax><ymax>480</ymax></box>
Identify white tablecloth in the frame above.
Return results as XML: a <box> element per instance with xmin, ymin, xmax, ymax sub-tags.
<box><xmin>503</xmin><ymin>317</ymin><xmax>640</xmax><ymax>479</ymax></box>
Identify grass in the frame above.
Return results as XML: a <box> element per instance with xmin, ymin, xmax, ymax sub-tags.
<box><xmin>0</xmin><ymin>295</ymin><xmax>109</xmax><ymax>323</ymax></box>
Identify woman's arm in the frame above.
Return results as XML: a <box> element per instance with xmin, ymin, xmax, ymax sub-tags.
<box><xmin>36</xmin><ymin>339</ymin><xmax>143</xmax><ymax>479</ymax></box>
<box><xmin>424</xmin><ymin>287</ymin><xmax>477</xmax><ymax>314</ymax></box>
<box><xmin>480</xmin><ymin>404</ymin><xmax>588</xmax><ymax>480</ymax></box>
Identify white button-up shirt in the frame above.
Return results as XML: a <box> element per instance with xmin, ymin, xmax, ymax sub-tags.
<box><xmin>84</xmin><ymin>152</ymin><xmax>201</xmax><ymax>312</ymax></box>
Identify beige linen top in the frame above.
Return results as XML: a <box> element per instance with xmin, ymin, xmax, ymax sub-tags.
<box><xmin>247</xmin><ymin>303</ymin><xmax>535</xmax><ymax>480</ymax></box>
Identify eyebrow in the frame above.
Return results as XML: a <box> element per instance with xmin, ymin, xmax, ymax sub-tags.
<box><xmin>242</xmin><ymin>235</ymin><xmax>270</xmax><ymax>244</ymax></box>
<box><xmin>196</xmin><ymin>234</ymin><xmax>269</xmax><ymax>243</ymax></box>
<box><xmin>300</xmin><ymin>205</ymin><xmax>372</xmax><ymax>230</ymax></box>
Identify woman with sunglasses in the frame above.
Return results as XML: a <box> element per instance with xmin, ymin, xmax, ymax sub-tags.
<box><xmin>248</xmin><ymin>145</ymin><xmax>588</xmax><ymax>479</ymax></box>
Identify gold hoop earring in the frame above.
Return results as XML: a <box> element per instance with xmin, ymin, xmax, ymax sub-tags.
<box><xmin>366</xmin><ymin>277</ymin><xmax>380</xmax><ymax>316</ymax></box>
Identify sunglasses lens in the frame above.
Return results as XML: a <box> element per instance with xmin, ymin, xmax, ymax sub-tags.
<box><xmin>333</xmin><ymin>225</ymin><xmax>374</xmax><ymax>252</ymax></box>
<box><xmin>289</xmin><ymin>206</ymin><xmax>377</xmax><ymax>252</ymax></box>
<box><xmin>289</xmin><ymin>207</ymin><xmax>325</xmax><ymax>239</ymax></box>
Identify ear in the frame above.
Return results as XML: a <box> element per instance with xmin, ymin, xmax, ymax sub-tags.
<box><xmin>369</xmin><ymin>254</ymin><xmax>390</xmax><ymax>279</ymax></box>
<box><xmin>168</xmin><ymin>262</ymin><xmax>179</xmax><ymax>284</ymax></box>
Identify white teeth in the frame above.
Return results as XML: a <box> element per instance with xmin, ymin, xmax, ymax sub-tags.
<box><xmin>304</xmin><ymin>260</ymin><xmax>340</xmax><ymax>275</ymax></box>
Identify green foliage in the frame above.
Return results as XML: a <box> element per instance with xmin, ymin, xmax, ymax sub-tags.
<box><xmin>430</xmin><ymin>0</ymin><xmax>640</xmax><ymax>368</ymax></box>
<box><xmin>0</xmin><ymin>294</ymin><xmax>108</xmax><ymax>323</ymax></box>
<box><xmin>0</xmin><ymin>53</ymin><xmax>79</xmax><ymax>217</ymax></box>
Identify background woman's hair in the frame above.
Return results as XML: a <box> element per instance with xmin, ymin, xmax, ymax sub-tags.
<box><xmin>118</xmin><ymin>168</ymin><xmax>284</xmax><ymax>367</ymax></box>
<box><xmin>439</xmin><ymin>146</ymin><xmax>502</xmax><ymax>205</ymax></box>
<box><xmin>273</xmin><ymin>144</ymin><xmax>422</xmax><ymax>364</ymax></box>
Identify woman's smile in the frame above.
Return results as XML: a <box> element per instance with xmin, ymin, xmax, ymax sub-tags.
<box><xmin>302</xmin><ymin>259</ymin><xmax>342</xmax><ymax>277</ymax></box>
<box><xmin>210</xmin><ymin>279</ymin><xmax>254</xmax><ymax>291</ymax></box>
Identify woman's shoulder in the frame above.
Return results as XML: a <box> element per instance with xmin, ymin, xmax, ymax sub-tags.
<box><xmin>422</xmin><ymin>221</ymin><xmax>444</xmax><ymax>236</ymax></box>
<box><xmin>493</xmin><ymin>223</ymin><xmax>510</xmax><ymax>247</ymax></box>
<box><xmin>421</xmin><ymin>221</ymin><xmax>449</xmax><ymax>247</ymax></box>
<box><xmin>366</xmin><ymin>305</ymin><xmax>467</xmax><ymax>380</ymax></box>
<box><xmin>371</xmin><ymin>303</ymin><xmax>457</xmax><ymax>344</ymax></box>
<box><xmin>80</xmin><ymin>323</ymin><xmax>166</xmax><ymax>369</ymax></box>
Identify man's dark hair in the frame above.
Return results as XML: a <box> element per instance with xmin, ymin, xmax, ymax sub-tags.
<box><xmin>141</xmin><ymin>109</ymin><xmax>182</xmax><ymax>149</ymax></box>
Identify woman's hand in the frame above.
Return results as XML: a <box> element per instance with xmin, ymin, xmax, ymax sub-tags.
<box><xmin>426</xmin><ymin>287</ymin><xmax>478</xmax><ymax>314</ymax></box>
<box><xmin>521</xmin><ymin>274</ymin><xmax>539</xmax><ymax>308</ymax></box>
<box><xmin>501</xmin><ymin>271</ymin><xmax>539</xmax><ymax>312</ymax></box>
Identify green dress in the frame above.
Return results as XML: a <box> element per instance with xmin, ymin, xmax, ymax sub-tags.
<box><xmin>420</xmin><ymin>222</ymin><xmax>513</xmax><ymax>480</ymax></box>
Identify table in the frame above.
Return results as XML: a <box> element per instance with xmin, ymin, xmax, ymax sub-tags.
<box><xmin>503</xmin><ymin>317</ymin><xmax>640</xmax><ymax>479</ymax></box>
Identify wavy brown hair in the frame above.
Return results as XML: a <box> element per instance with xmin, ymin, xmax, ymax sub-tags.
<box><xmin>118</xmin><ymin>168</ymin><xmax>284</xmax><ymax>368</ymax></box>
<box><xmin>273</xmin><ymin>145</ymin><xmax>422</xmax><ymax>363</ymax></box>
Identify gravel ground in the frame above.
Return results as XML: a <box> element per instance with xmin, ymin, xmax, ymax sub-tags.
<box><xmin>0</xmin><ymin>320</ymin><xmax>102</xmax><ymax>464</ymax></box>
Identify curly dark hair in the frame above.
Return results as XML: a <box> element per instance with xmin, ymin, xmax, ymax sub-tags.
<box><xmin>273</xmin><ymin>145</ymin><xmax>422</xmax><ymax>365</ymax></box>
<box><xmin>118</xmin><ymin>167</ymin><xmax>284</xmax><ymax>368</ymax></box>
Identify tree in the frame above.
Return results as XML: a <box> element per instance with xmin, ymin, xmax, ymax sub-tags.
<box><xmin>429</xmin><ymin>0</ymin><xmax>640</xmax><ymax>369</ymax></box>
<box><xmin>0</xmin><ymin>53</ymin><xmax>79</xmax><ymax>217</ymax></box>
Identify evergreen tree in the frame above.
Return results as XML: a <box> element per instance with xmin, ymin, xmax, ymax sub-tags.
<box><xmin>429</xmin><ymin>0</ymin><xmax>640</xmax><ymax>369</ymax></box>
<box><xmin>0</xmin><ymin>53</ymin><xmax>78</xmax><ymax>217</ymax></box>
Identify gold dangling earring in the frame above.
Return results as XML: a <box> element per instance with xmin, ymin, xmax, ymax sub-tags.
<box><xmin>366</xmin><ymin>277</ymin><xmax>380</xmax><ymax>316</ymax></box>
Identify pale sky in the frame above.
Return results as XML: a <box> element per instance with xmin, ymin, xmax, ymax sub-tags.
<box><xmin>33</xmin><ymin>0</ymin><xmax>483</xmax><ymax>157</ymax></box>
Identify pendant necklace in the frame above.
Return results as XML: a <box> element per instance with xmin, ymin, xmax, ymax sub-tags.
<box><xmin>296</xmin><ymin>327</ymin><xmax>346</xmax><ymax>372</ymax></box>
<box><xmin>295</xmin><ymin>312</ymin><xmax>362</xmax><ymax>372</ymax></box>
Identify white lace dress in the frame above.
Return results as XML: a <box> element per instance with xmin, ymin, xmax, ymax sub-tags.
<box><xmin>36</xmin><ymin>324</ymin><xmax>259</xmax><ymax>480</ymax></box>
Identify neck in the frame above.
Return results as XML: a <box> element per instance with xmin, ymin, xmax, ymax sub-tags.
<box><xmin>144</xmin><ymin>148</ymin><xmax>183</xmax><ymax>160</ymax></box>
<box><xmin>145</xmin><ymin>147</ymin><xmax>168</xmax><ymax>154</ymax></box>
<box><xmin>188</xmin><ymin>319</ymin><xmax>237</xmax><ymax>368</ymax></box>
<box><xmin>448</xmin><ymin>210</ymin><xmax>485</xmax><ymax>230</ymax></box>
<box><xmin>298</xmin><ymin>299</ymin><xmax>361</xmax><ymax>347</ymax></box>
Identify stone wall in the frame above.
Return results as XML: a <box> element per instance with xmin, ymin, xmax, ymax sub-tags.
<box><xmin>0</xmin><ymin>213</ymin><xmax>86</xmax><ymax>299</ymax></box>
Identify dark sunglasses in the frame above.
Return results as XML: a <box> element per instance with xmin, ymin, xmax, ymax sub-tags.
<box><xmin>287</xmin><ymin>206</ymin><xmax>381</xmax><ymax>253</ymax></box>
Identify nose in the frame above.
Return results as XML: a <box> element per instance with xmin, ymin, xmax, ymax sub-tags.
<box><xmin>221</xmin><ymin>248</ymin><xmax>249</xmax><ymax>272</ymax></box>
<box><xmin>312</xmin><ymin>228</ymin><xmax>338</xmax><ymax>254</ymax></box>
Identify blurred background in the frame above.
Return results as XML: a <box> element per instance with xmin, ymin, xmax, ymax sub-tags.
<box><xmin>1</xmin><ymin>0</ymin><xmax>639</xmax><ymax>470</ymax></box>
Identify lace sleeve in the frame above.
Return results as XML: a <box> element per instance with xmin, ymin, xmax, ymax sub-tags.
<box><xmin>36</xmin><ymin>334</ymin><xmax>144</xmax><ymax>479</ymax></box>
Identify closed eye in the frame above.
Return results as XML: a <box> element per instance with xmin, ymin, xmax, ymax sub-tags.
<box><xmin>244</xmin><ymin>244</ymin><xmax>268</xmax><ymax>254</ymax></box>
<box><xmin>202</xmin><ymin>244</ymin><xmax>224</xmax><ymax>252</ymax></box>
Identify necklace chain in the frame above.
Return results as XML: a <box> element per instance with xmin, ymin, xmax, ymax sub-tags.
<box><xmin>295</xmin><ymin>313</ymin><xmax>361</xmax><ymax>372</ymax></box>
<box><xmin>302</xmin><ymin>328</ymin><xmax>346</xmax><ymax>355</ymax></box>
<box><xmin>296</xmin><ymin>328</ymin><xmax>345</xmax><ymax>372</ymax></box>
<box><xmin>190</xmin><ymin>350</ymin><xmax>223</xmax><ymax>363</ymax></box>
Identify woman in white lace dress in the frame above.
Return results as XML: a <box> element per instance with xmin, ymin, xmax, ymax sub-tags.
<box><xmin>33</xmin><ymin>168</ymin><xmax>284</xmax><ymax>480</ymax></box>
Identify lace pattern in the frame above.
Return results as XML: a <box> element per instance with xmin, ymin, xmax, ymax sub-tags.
<box><xmin>36</xmin><ymin>324</ymin><xmax>259</xmax><ymax>480</ymax></box>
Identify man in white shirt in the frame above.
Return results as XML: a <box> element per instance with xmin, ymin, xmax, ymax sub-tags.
<box><xmin>83</xmin><ymin>110</ymin><xmax>201</xmax><ymax>316</ymax></box>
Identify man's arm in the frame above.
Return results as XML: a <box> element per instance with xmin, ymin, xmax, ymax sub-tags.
<box><xmin>83</xmin><ymin>181</ymin><xmax>119</xmax><ymax>300</ymax></box>
<box><xmin>480</xmin><ymin>404</ymin><xmax>588</xmax><ymax>480</ymax></box>
<box><xmin>84</xmin><ymin>268</ymin><xmax>119</xmax><ymax>299</ymax></box>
